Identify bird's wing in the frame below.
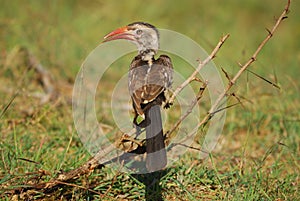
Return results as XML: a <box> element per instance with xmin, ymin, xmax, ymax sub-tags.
<box><xmin>128</xmin><ymin>55</ymin><xmax>173</xmax><ymax>116</ymax></box>
<box><xmin>141</xmin><ymin>55</ymin><xmax>173</xmax><ymax>102</ymax></box>
<box><xmin>128</xmin><ymin>56</ymin><xmax>148</xmax><ymax>116</ymax></box>
<box><xmin>155</xmin><ymin>54</ymin><xmax>173</xmax><ymax>89</ymax></box>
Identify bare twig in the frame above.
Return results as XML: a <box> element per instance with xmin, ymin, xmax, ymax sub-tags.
<box><xmin>165</xmin><ymin>82</ymin><xmax>207</xmax><ymax>142</ymax></box>
<box><xmin>31</xmin><ymin>130</ymin><xmax>139</xmax><ymax>190</ymax></box>
<box><xmin>167</xmin><ymin>34</ymin><xmax>230</xmax><ymax>105</ymax></box>
<box><xmin>2</xmin><ymin>46</ymin><xmax>59</xmax><ymax>105</ymax></box>
<box><xmin>28</xmin><ymin>51</ymin><xmax>58</xmax><ymax>104</ymax></box>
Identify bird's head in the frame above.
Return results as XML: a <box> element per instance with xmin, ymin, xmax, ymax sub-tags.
<box><xmin>103</xmin><ymin>22</ymin><xmax>159</xmax><ymax>60</ymax></box>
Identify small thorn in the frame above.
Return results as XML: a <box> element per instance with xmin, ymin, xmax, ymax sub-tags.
<box><xmin>193</xmin><ymin>77</ymin><xmax>203</xmax><ymax>83</ymax></box>
<box><xmin>199</xmin><ymin>86</ymin><xmax>206</xmax><ymax>91</ymax></box>
<box><xmin>245</xmin><ymin>68</ymin><xmax>280</xmax><ymax>89</ymax></box>
<box><xmin>196</xmin><ymin>58</ymin><xmax>202</xmax><ymax>63</ymax></box>
<box><xmin>265</xmin><ymin>28</ymin><xmax>273</xmax><ymax>36</ymax></box>
<box><xmin>221</xmin><ymin>67</ymin><xmax>231</xmax><ymax>82</ymax></box>
<box><xmin>231</xmin><ymin>92</ymin><xmax>245</xmax><ymax>109</ymax></box>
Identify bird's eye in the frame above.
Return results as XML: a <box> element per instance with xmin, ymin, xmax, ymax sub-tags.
<box><xmin>136</xmin><ymin>29</ymin><xmax>143</xmax><ymax>35</ymax></box>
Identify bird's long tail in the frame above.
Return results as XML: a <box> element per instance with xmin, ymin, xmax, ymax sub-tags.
<box><xmin>145</xmin><ymin>105</ymin><xmax>167</xmax><ymax>172</ymax></box>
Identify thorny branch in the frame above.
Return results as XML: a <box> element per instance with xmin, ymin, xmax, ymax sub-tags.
<box><xmin>194</xmin><ymin>0</ymin><xmax>290</xmax><ymax>130</ymax></box>
<box><xmin>165</xmin><ymin>82</ymin><xmax>207</xmax><ymax>143</ymax></box>
<box><xmin>167</xmin><ymin>34</ymin><xmax>230</xmax><ymax>105</ymax></box>
<box><xmin>20</xmin><ymin>0</ymin><xmax>290</xmax><ymax>193</ymax></box>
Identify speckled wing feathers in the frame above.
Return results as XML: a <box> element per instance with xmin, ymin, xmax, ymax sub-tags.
<box><xmin>128</xmin><ymin>55</ymin><xmax>173</xmax><ymax>118</ymax></box>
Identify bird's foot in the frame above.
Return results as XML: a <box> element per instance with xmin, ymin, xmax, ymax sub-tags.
<box><xmin>163</xmin><ymin>101</ymin><xmax>173</xmax><ymax>109</ymax></box>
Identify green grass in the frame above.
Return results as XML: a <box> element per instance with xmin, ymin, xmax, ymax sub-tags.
<box><xmin>0</xmin><ymin>0</ymin><xmax>299</xmax><ymax>200</ymax></box>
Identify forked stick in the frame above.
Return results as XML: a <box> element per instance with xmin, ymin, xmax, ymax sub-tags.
<box><xmin>167</xmin><ymin>34</ymin><xmax>230</xmax><ymax>105</ymax></box>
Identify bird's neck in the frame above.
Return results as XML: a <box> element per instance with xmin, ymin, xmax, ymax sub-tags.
<box><xmin>140</xmin><ymin>49</ymin><xmax>156</xmax><ymax>65</ymax></box>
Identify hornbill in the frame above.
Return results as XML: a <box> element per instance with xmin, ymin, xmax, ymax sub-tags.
<box><xmin>103</xmin><ymin>22</ymin><xmax>173</xmax><ymax>172</ymax></box>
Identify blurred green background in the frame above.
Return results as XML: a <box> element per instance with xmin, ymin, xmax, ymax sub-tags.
<box><xmin>0</xmin><ymin>0</ymin><xmax>299</xmax><ymax>200</ymax></box>
<box><xmin>1</xmin><ymin>0</ymin><xmax>299</xmax><ymax>77</ymax></box>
